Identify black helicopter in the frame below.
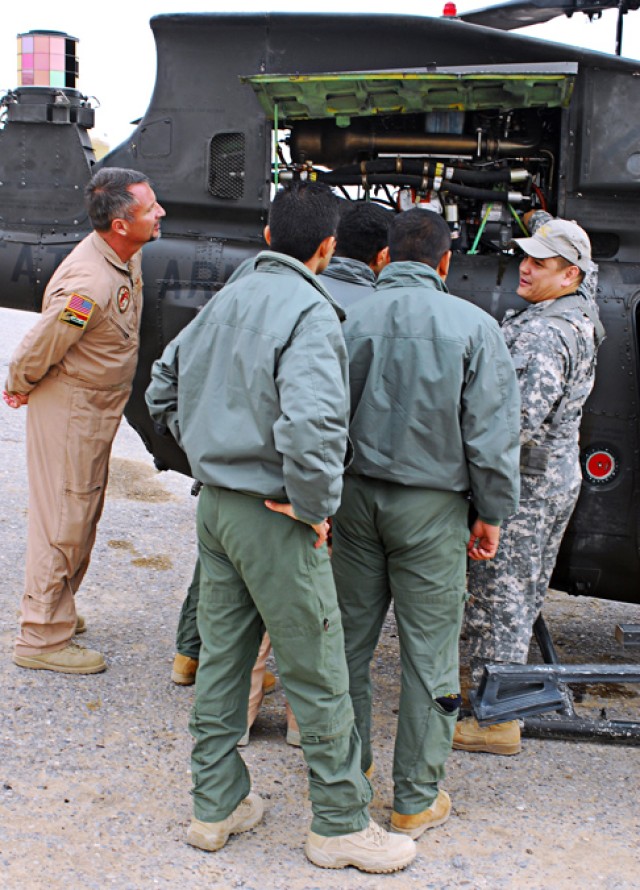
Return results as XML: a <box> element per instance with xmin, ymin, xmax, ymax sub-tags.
<box><xmin>1</xmin><ymin>1</ymin><xmax>639</xmax><ymax>614</ymax></box>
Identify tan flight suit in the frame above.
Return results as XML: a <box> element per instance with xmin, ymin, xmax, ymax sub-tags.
<box><xmin>6</xmin><ymin>231</ymin><xmax>143</xmax><ymax>655</ymax></box>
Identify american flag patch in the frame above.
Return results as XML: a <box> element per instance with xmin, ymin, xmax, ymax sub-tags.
<box><xmin>59</xmin><ymin>293</ymin><xmax>95</xmax><ymax>329</ymax></box>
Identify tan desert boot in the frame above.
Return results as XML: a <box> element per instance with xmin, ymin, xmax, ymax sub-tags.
<box><xmin>390</xmin><ymin>789</ymin><xmax>452</xmax><ymax>839</ymax></box>
<box><xmin>262</xmin><ymin>670</ymin><xmax>276</xmax><ymax>694</ymax></box>
<box><xmin>171</xmin><ymin>653</ymin><xmax>198</xmax><ymax>685</ymax></box>
<box><xmin>305</xmin><ymin>819</ymin><xmax>416</xmax><ymax>873</ymax></box>
<box><xmin>186</xmin><ymin>793</ymin><xmax>264</xmax><ymax>852</ymax></box>
<box><xmin>14</xmin><ymin>642</ymin><xmax>105</xmax><ymax>674</ymax></box>
<box><xmin>74</xmin><ymin>614</ymin><xmax>87</xmax><ymax>634</ymax></box>
<box><xmin>453</xmin><ymin>716</ymin><xmax>521</xmax><ymax>755</ymax></box>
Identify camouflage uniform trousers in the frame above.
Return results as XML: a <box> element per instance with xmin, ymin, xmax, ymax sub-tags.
<box><xmin>464</xmin><ymin>480</ymin><xmax>581</xmax><ymax>686</ymax></box>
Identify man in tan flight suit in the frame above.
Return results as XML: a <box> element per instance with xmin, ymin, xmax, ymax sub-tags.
<box><xmin>3</xmin><ymin>167</ymin><xmax>165</xmax><ymax>674</ymax></box>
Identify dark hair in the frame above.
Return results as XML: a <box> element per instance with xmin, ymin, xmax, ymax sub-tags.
<box><xmin>389</xmin><ymin>208</ymin><xmax>451</xmax><ymax>268</ymax></box>
<box><xmin>85</xmin><ymin>168</ymin><xmax>151</xmax><ymax>232</ymax></box>
<box><xmin>335</xmin><ymin>201</ymin><xmax>391</xmax><ymax>265</ymax></box>
<box><xmin>552</xmin><ymin>255</ymin><xmax>586</xmax><ymax>285</ymax></box>
<box><xmin>268</xmin><ymin>181</ymin><xmax>339</xmax><ymax>263</ymax></box>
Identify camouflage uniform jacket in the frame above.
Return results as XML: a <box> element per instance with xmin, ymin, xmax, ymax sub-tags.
<box><xmin>502</xmin><ymin>219</ymin><xmax>604</xmax><ymax>500</ymax></box>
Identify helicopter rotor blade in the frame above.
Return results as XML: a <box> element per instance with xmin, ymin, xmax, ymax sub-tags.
<box><xmin>459</xmin><ymin>0</ymin><xmax>640</xmax><ymax>31</ymax></box>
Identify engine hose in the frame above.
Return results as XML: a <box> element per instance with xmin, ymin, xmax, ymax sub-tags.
<box><xmin>440</xmin><ymin>180</ymin><xmax>516</xmax><ymax>201</ymax></box>
<box><xmin>449</xmin><ymin>166</ymin><xmax>514</xmax><ymax>186</ymax></box>
<box><xmin>316</xmin><ymin>170</ymin><xmax>520</xmax><ymax>203</ymax></box>
<box><xmin>330</xmin><ymin>157</ymin><xmax>513</xmax><ymax>186</ymax></box>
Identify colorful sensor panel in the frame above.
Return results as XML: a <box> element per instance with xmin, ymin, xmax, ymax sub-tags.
<box><xmin>17</xmin><ymin>31</ymin><xmax>78</xmax><ymax>88</ymax></box>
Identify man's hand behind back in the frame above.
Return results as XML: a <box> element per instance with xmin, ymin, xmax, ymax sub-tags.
<box><xmin>3</xmin><ymin>390</ymin><xmax>28</xmax><ymax>409</ymax></box>
<box><xmin>467</xmin><ymin>518</ymin><xmax>500</xmax><ymax>561</ymax></box>
<box><xmin>264</xmin><ymin>500</ymin><xmax>329</xmax><ymax>549</ymax></box>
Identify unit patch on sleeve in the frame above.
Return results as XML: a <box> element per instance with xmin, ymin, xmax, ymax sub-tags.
<box><xmin>58</xmin><ymin>293</ymin><xmax>96</xmax><ymax>329</ymax></box>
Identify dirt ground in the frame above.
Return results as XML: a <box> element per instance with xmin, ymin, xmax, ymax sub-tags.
<box><xmin>1</xmin><ymin>307</ymin><xmax>639</xmax><ymax>890</ymax></box>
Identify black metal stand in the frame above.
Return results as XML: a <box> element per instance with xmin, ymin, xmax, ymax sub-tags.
<box><xmin>469</xmin><ymin>614</ymin><xmax>640</xmax><ymax>745</ymax></box>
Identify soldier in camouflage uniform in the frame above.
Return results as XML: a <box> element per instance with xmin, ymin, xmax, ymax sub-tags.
<box><xmin>455</xmin><ymin>213</ymin><xmax>605</xmax><ymax>755</ymax></box>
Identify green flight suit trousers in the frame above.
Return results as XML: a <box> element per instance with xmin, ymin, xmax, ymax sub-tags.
<box><xmin>332</xmin><ymin>475</ymin><xmax>468</xmax><ymax>815</ymax></box>
<box><xmin>176</xmin><ymin>559</ymin><xmax>201</xmax><ymax>659</ymax></box>
<box><xmin>190</xmin><ymin>485</ymin><xmax>372</xmax><ymax>835</ymax></box>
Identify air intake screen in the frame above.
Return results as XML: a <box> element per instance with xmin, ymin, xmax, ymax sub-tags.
<box><xmin>209</xmin><ymin>132</ymin><xmax>245</xmax><ymax>199</ymax></box>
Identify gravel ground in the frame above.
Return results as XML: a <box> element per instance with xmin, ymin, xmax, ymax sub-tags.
<box><xmin>1</xmin><ymin>306</ymin><xmax>639</xmax><ymax>890</ymax></box>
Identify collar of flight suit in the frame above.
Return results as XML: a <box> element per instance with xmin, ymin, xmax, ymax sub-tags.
<box><xmin>89</xmin><ymin>230</ymin><xmax>140</xmax><ymax>275</ymax></box>
<box><xmin>375</xmin><ymin>260</ymin><xmax>450</xmax><ymax>295</ymax></box>
<box><xmin>252</xmin><ymin>249</ymin><xmax>346</xmax><ymax>322</ymax></box>
<box><xmin>322</xmin><ymin>255</ymin><xmax>375</xmax><ymax>287</ymax></box>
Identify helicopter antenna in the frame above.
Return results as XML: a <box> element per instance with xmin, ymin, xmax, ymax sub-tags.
<box><xmin>615</xmin><ymin>0</ymin><xmax>628</xmax><ymax>54</ymax></box>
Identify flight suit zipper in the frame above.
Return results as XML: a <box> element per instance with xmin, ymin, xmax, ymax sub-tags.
<box><xmin>110</xmin><ymin>317</ymin><xmax>130</xmax><ymax>339</ymax></box>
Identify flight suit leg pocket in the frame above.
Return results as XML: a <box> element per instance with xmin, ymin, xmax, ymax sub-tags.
<box><xmin>53</xmin><ymin>389</ymin><xmax>116</xmax><ymax>571</ymax></box>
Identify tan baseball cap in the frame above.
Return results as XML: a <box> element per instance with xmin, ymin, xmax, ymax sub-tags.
<box><xmin>512</xmin><ymin>218</ymin><xmax>591</xmax><ymax>273</ymax></box>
